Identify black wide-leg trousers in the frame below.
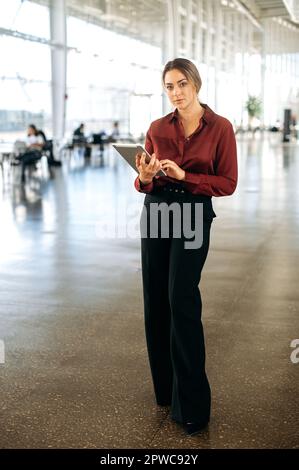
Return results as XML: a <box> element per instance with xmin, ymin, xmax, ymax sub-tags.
<box><xmin>140</xmin><ymin>188</ymin><xmax>215</xmax><ymax>424</ymax></box>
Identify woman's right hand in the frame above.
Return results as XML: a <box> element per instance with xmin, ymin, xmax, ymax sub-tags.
<box><xmin>135</xmin><ymin>152</ymin><xmax>161</xmax><ymax>185</ymax></box>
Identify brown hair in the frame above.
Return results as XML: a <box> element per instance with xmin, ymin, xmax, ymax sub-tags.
<box><xmin>162</xmin><ymin>58</ymin><xmax>202</xmax><ymax>94</ymax></box>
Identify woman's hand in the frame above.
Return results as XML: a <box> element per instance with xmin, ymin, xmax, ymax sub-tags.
<box><xmin>135</xmin><ymin>152</ymin><xmax>162</xmax><ymax>185</ymax></box>
<box><xmin>160</xmin><ymin>159</ymin><xmax>185</xmax><ymax>181</ymax></box>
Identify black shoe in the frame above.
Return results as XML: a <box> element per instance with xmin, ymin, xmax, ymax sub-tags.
<box><xmin>156</xmin><ymin>401</ymin><xmax>171</xmax><ymax>407</ymax></box>
<box><xmin>184</xmin><ymin>420</ymin><xmax>209</xmax><ymax>436</ymax></box>
<box><xmin>48</xmin><ymin>159</ymin><xmax>62</xmax><ymax>167</ymax></box>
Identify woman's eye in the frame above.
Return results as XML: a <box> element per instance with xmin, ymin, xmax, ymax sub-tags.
<box><xmin>180</xmin><ymin>82</ymin><xmax>187</xmax><ymax>87</ymax></box>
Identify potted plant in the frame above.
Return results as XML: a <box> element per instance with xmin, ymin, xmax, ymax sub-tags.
<box><xmin>245</xmin><ymin>95</ymin><xmax>262</xmax><ymax>131</ymax></box>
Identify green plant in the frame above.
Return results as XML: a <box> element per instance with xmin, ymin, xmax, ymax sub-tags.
<box><xmin>245</xmin><ymin>95</ymin><xmax>262</xmax><ymax>118</ymax></box>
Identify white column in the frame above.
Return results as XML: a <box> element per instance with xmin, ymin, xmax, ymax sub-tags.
<box><xmin>214</xmin><ymin>0</ymin><xmax>222</xmax><ymax>111</ymax></box>
<box><xmin>260</xmin><ymin>20</ymin><xmax>266</xmax><ymax>128</ymax></box>
<box><xmin>205</xmin><ymin>0</ymin><xmax>212</xmax><ymax>68</ymax></box>
<box><xmin>162</xmin><ymin>25</ymin><xmax>171</xmax><ymax>115</ymax></box>
<box><xmin>205</xmin><ymin>0</ymin><xmax>213</xmax><ymax>102</ymax></box>
<box><xmin>50</xmin><ymin>0</ymin><xmax>67</xmax><ymax>151</ymax></box>
<box><xmin>185</xmin><ymin>0</ymin><xmax>193</xmax><ymax>58</ymax></box>
<box><xmin>163</xmin><ymin>0</ymin><xmax>181</xmax><ymax>115</ymax></box>
<box><xmin>195</xmin><ymin>0</ymin><xmax>202</xmax><ymax>63</ymax></box>
<box><xmin>241</xmin><ymin>15</ymin><xmax>247</xmax><ymax>126</ymax></box>
<box><xmin>229</xmin><ymin>11</ymin><xmax>235</xmax><ymax>71</ymax></box>
<box><xmin>166</xmin><ymin>0</ymin><xmax>180</xmax><ymax>59</ymax></box>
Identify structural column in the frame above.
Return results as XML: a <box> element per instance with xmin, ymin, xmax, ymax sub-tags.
<box><xmin>260</xmin><ymin>19</ymin><xmax>266</xmax><ymax>128</ymax></box>
<box><xmin>185</xmin><ymin>0</ymin><xmax>193</xmax><ymax>59</ymax></box>
<box><xmin>214</xmin><ymin>1</ymin><xmax>222</xmax><ymax>110</ymax></box>
<box><xmin>50</xmin><ymin>0</ymin><xmax>67</xmax><ymax>150</ymax></box>
<box><xmin>163</xmin><ymin>0</ymin><xmax>181</xmax><ymax>114</ymax></box>
<box><xmin>195</xmin><ymin>0</ymin><xmax>202</xmax><ymax>64</ymax></box>
<box><xmin>205</xmin><ymin>0</ymin><xmax>213</xmax><ymax>103</ymax></box>
<box><xmin>166</xmin><ymin>0</ymin><xmax>180</xmax><ymax>60</ymax></box>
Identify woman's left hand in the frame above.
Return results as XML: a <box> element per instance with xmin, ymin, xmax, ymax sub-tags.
<box><xmin>160</xmin><ymin>159</ymin><xmax>185</xmax><ymax>181</ymax></box>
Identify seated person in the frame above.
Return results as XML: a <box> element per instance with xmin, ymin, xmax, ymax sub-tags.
<box><xmin>91</xmin><ymin>130</ymin><xmax>107</xmax><ymax>159</ymax></box>
<box><xmin>36</xmin><ymin>128</ymin><xmax>60</xmax><ymax>166</ymax></box>
<box><xmin>15</xmin><ymin>124</ymin><xmax>45</xmax><ymax>183</ymax></box>
<box><xmin>109</xmin><ymin>121</ymin><xmax>120</xmax><ymax>142</ymax></box>
<box><xmin>26</xmin><ymin>124</ymin><xmax>45</xmax><ymax>150</ymax></box>
<box><xmin>73</xmin><ymin>123</ymin><xmax>87</xmax><ymax>144</ymax></box>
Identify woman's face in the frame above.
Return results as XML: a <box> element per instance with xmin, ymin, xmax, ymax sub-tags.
<box><xmin>164</xmin><ymin>68</ymin><xmax>197</xmax><ymax>111</ymax></box>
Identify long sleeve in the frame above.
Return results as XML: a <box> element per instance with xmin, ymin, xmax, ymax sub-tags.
<box><xmin>134</xmin><ymin>125</ymin><xmax>155</xmax><ymax>194</ymax></box>
<box><xmin>183</xmin><ymin>122</ymin><xmax>238</xmax><ymax>197</ymax></box>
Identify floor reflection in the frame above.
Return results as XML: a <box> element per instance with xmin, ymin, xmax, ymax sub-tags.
<box><xmin>1</xmin><ymin>136</ymin><xmax>299</xmax><ymax>235</ymax></box>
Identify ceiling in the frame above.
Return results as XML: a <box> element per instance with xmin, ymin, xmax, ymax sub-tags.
<box><xmin>34</xmin><ymin>0</ymin><xmax>299</xmax><ymax>48</ymax></box>
<box><xmin>242</xmin><ymin>0</ymin><xmax>299</xmax><ymax>22</ymax></box>
<box><xmin>37</xmin><ymin>0</ymin><xmax>168</xmax><ymax>47</ymax></box>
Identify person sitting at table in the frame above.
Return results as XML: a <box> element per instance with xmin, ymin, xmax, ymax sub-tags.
<box><xmin>14</xmin><ymin>124</ymin><xmax>45</xmax><ymax>183</ymax></box>
<box><xmin>73</xmin><ymin>123</ymin><xmax>87</xmax><ymax>144</ymax></box>
<box><xmin>110</xmin><ymin>121</ymin><xmax>120</xmax><ymax>141</ymax></box>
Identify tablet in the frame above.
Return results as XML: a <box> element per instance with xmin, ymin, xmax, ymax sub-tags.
<box><xmin>112</xmin><ymin>143</ymin><xmax>166</xmax><ymax>177</ymax></box>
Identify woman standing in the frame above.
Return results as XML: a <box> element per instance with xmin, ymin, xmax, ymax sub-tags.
<box><xmin>135</xmin><ymin>58</ymin><xmax>237</xmax><ymax>436</ymax></box>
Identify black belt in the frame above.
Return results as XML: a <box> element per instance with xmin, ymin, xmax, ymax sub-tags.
<box><xmin>162</xmin><ymin>186</ymin><xmax>185</xmax><ymax>194</ymax></box>
<box><xmin>156</xmin><ymin>183</ymin><xmax>186</xmax><ymax>194</ymax></box>
<box><xmin>151</xmin><ymin>183</ymin><xmax>212</xmax><ymax>203</ymax></box>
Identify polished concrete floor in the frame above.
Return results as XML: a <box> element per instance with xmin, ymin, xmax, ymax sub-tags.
<box><xmin>0</xmin><ymin>133</ymin><xmax>299</xmax><ymax>449</ymax></box>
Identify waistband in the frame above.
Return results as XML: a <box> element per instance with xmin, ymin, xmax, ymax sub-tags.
<box><xmin>151</xmin><ymin>183</ymin><xmax>212</xmax><ymax>202</ymax></box>
<box><xmin>161</xmin><ymin>185</ymin><xmax>186</xmax><ymax>194</ymax></box>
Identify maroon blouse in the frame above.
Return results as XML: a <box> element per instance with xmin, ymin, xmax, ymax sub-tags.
<box><xmin>134</xmin><ymin>104</ymin><xmax>237</xmax><ymax>197</ymax></box>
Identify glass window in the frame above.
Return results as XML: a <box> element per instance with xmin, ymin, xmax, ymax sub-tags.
<box><xmin>0</xmin><ymin>35</ymin><xmax>51</xmax><ymax>133</ymax></box>
<box><xmin>66</xmin><ymin>16</ymin><xmax>162</xmax><ymax>138</ymax></box>
<box><xmin>0</xmin><ymin>0</ymin><xmax>50</xmax><ymax>39</ymax></box>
